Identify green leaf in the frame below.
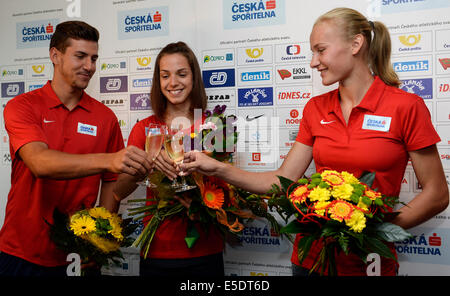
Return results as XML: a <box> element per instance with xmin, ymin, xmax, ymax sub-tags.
<box><xmin>280</xmin><ymin>219</ymin><xmax>307</xmax><ymax>234</ymax></box>
<box><xmin>359</xmin><ymin>171</ymin><xmax>376</xmax><ymax>188</ymax></box>
<box><xmin>375</xmin><ymin>222</ymin><xmax>412</xmax><ymax>242</ymax></box>
<box><xmin>297</xmin><ymin>235</ymin><xmax>316</xmax><ymax>264</ymax></box>
<box><xmin>277</xmin><ymin>175</ymin><xmax>297</xmax><ymax>193</ymax></box>
<box><xmin>364</xmin><ymin>236</ymin><xmax>396</xmax><ymax>260</ymax></box>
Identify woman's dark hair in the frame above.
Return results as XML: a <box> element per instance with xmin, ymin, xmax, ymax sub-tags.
<box><xmin>151</xmin><ymin>41</ymin><xmax>207</xmax><ymax>120</ymax></box>
<box><xmin>49</xmin><ymin>21</ymin><xmax>99</xmax><ymax>52</ymax></box>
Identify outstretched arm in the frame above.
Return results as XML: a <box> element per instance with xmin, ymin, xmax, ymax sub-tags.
<box><xmin>180</xmin><ymin>142</ymin><xmax>313</xmax><ymax>194</ymax></box>
<box><xmin>18</xmin><ymin>142</ymin><xmax>153</xmax><ymax>180</ymax></box>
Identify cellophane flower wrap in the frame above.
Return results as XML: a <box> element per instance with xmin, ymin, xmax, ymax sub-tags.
<box><xmin>46</xmin><ymin>207</ymin><xmax>137</xmax><ymax>272</ymax></box>
<box><xmin>128</xmin><ymin>105</ymin><xmax>282</xmax><ymax>258</ymax></box>
<box><xmin>265</xmin><ymin>170</ymin><xmax>412</xmax><ymax>275</ymax></box>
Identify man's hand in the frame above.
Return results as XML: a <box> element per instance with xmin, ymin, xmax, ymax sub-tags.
<box><xmin>109</xmin><ymin>145</ymin><xmax>154</xmax><ymax>179</ymax></box>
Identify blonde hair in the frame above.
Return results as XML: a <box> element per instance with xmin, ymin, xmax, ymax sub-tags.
<box><xmin>315</xmin><ymin>7</ymin><xmax>400</xmax><ymax>88</ymax></box>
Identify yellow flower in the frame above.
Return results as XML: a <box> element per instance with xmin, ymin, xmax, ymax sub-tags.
<box><xmin>108</xmin><ymin>216</ymin><xmax>124</xmax><ymax>241</ymax></box>
<box><xmin>313</xmin><ymin>200</ymin><xmax>331</xmax><ymax>216</ymax></box>
<box><xmin>341</xmin><ymin>171</ymin><xmax>359</xmax><ymax>184</ymax></box>
<box><xmin>356</xmin><ymin>199</ymin><xmax>369</xmax><ymax>211</ymax></box>
<box><xmin>88</xmin><ymin>207</ymin><xmax>112</xmax><ymax>219</ymax></box>
<box><xmin>308</xmin><ymin>187</ymin><xmax>331</xmax><ymax>202</ymax></box>
<box><xmin>190</xmin><ymin>132</ymin><xmax>197</xmax><ymax>139</ymax></box>
<box><xmin>345</xmin><ymin>210</ymin><xmax>366</xmax><ymax>233</ymax></box>
<box><xmin>85</xmin><ymin>234</ymin><xmax>121</xmax><ymax>253</ymax></box>
<box><xmin>70</xmin><ymin>215</ymin><xmax>96</xmax><ymax>236</ymax></box>
<box><xmin>331</xmin><ymin>183</ymin><xmax>354</xmax><ymax>201</ymax></box>
<box><xmin>329</xmin><ymin>200</ymin><xmax>353</xmax><ymax>222</ymax></box>
<box><xmin>321</xmin><ymin>170</ymin><xmax>345</xmax><ymax>186</ymax></box>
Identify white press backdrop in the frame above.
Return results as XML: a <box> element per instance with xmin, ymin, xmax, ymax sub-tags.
<box><xmin>0</xmin><ymin>0</ymin><xmax>449</xmax><ymax>276</ymax></box>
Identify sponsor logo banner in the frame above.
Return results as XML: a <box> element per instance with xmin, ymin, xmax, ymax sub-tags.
<box><xmin>275</xmin><ymin>64</ymin><xmax>312</xmax><ymax>84</ymax></box>
<box><xmin>437</xmin><ymin>54</ymin><xmax>450</xmax><ymax>75</ymax></box>
<box><xmin>400</xmin><ymin>78</ymin><xmax>432</xmax><ymax>100</ymax></box>
<box><xmin>276</xmin><ymin>85</ymin><xmax>312</xmax><ymax>105</ymax></box>
<box><xmin>437</xmin><ymin>77</ymin><xmax>450</xmax><ymax>99</ymax></box>
<box><xmin>27</xmin><ymin>63</ymin><xmax>52</xmax><ymax>80</ymax></box>
<box><xmin>129</xmin><ymin>75</ymin><xmax>152</xmax><ymax>93</ymax></box>
<box><xmin>130</xmin><ymin>93</ymin><xmax>151</xmax><ymax>111</ymax></box>
<box><xmin>237</xmin><ymin>46</ymin><xmax>272</xmax><ymax>65</ymax></box>
<box><xmin>100</xmin><ymin>57</ymin><xmax>128</xmax><ymax>74</ymax></box>
<box><xmin>391</xmin><ymin>32</ymin><xmax>432</xmax><ymax>55</ymax></box>
<box><xmin>223</xmin><ymin>0</ymin><xmax>286</xmax><ymax>29</ymax></box>
<box><xmin>380</xmin><ymin>0</ymin><xmax>450</xmax><ymax>14</ymax></box>
<box><xmin>16</xmin><ymin>19</ymin><xmax>58</xmax><ymax>49</ymax></box>
<box><xmin>1</xmin><ymin>82</ymin><xmax>25</xmax><ymax>98</ymax></box>
<box><xmin>206</xmin><ymin>88</ymin><xmax>236</xmax><ymax>107</ymax></box>
<box><xmin>101</xmin><ymin>94</ymin><xmax>129</xmax><ymax>111</ymax></box>
<box><xmin>392</xmin><ymin>55</ymin><xmax>432</xmax><ymax>77</ymax></box>
<box><xmin>436</xmin><ymin>29</ymin><xmax>450</xmax><ymax>52</ymax></box>
<box><xmin>117</xmin><ymin>7</ymin><xmax>169</xmax><ymax>40</ymax></box>
<box><xmin>238</xmin><ymin>87</ymin><xmax>273</xmax><ymax>107</ymax></box>
<box><xmin>238</xmin><ymin>67</ymin><xmax>272</xmax><ymax>86</ymax></box>
<box><xmin>0</xmin><ymin>65</ymin><xmax>25</xmax><ymax>81</ymax></box>
<box><xmin>130</xmin><ymin>56</ymin><xmax>155</xmax><ymax>73</ymax></box>
<box><xmin>202</xmin><ymin>68</ymin><xmax>235</xmax><ymax>88</ymax></box>
<box><xmin>278</xmin><ymin>107</ymin><xmax>303</xmax><ymax>128</ymax></box>
<box><xmin>100</xmin><ymin>76</ymin><xmax>128</xmax><ymax>93</ymax></box>
<box><xmin>202</xmin><ymin>49</ymin><xmax>234</xmax><ymax>68</ymax></box>
<box><xmin>275</xmin><ymin>42</ymin><xmax>311</xmax><ymax>63</ymax></box>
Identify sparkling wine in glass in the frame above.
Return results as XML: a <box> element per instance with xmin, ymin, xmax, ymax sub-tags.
<box><xmin>164</xmin><ymin>127</ymin><xmax>196</xmax><ymax>192</ymax></box>
<box><xmin>137</xmin><ymin>123</ymin><xmax>166</xmax><ymax>188</ymax></box>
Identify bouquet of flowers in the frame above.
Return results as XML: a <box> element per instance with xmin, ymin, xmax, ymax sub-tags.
<box><xmin>265</xmin><ymin>170</ymin><xmax>412</xmax><ymax>275</ymax></box>
<box><xmin>47</xmin><ymin>207</ymin><xmax>137</xmax><ymax>273</ymax></box>
<box><xmin>128</xmin><ymin>105</ymin><xmax>282</xmax><ymax>258</ymax></box>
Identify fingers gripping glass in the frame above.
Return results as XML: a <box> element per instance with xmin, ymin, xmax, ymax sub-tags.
<box><xmin>164</xmin><ymin>126</ymin><xmax>196</xmax><ymax>192</ymax></box>
<box><xmin>137</xmin><ymin>123</ymin><xmax>166</xmax><ymax>188</ymax></box>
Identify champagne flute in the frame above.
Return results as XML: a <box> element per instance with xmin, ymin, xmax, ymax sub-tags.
<box><xmin>164</xmin><ymin>126</ymin><xmax>196</xmax><ymax>192</ymax></box>
<box><xmin>137</xmin><ymin>123</ymin><xmax>166</xmax><ymax>188</ymax></box>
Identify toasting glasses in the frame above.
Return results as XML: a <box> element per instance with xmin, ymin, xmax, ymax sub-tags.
<box><xmin>163</xmin><ymin>126</ymin><xmax>196</xmax><ymax>192</ymax></box>
<box><xmin>137</xmin><ymin>123</ymin><xmax>167</xmax><ymax>188</ymax></box>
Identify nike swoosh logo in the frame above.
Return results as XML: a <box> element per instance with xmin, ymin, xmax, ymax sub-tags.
<box><xmin>246</xmin><ymin>114</ymin><xmax>264</xmax><ymax>122</ymax></box>
<box><xmin>320</xmin><ymin>119</ymin><xmax>335</xmax><ymax>125</ymax></box>
<box><xmin>43</xmin><ymin>119</ymin><xmax>55</xmax><ymax>123</ymax></box>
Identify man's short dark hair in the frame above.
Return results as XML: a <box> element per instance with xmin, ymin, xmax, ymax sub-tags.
<box><xmin>49</xmin><ymin>21</ymin><xmax>99</xmax><ymax>52</ymax></box>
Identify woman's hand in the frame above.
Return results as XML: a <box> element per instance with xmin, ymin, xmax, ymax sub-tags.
<box><xmin>153</xmin><ymin>148</ymin><xmax>178</xmax><ymax>180</ymax></box>
<box><xmin>179</xmin><ymin>150</ymin><xmax>223</xmax><ymax>176</ymax></box>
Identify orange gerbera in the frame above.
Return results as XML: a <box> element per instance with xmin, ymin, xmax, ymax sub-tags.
<box><xmin>202</xmin><ymin>182</ymin><xmax>224</xmax><ymax>209</ymax></box>
<box><xmin>364</xmin><ymin>189</ymin><xmax>382</xmax><ymax>200</ymax></box>
<box><xmin>289</xmin><ymin>185</ymin><xmax>309</xmax><ymax>204</ymax></box>
<box><xmin>321</xmin><ymin>170</ymin><xmax>345</xmax><ymax>186</ymax></box>
<box><xmin>329</xmin><ymin>200</ymin><xmax>354</xmax><ymax>222</ymax></box>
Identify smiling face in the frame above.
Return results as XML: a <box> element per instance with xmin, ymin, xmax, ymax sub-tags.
<box><xmin>159</xmin><ymin>53</ymin><xmax>194</xmax><ymax>107</ymax></box>
<box><xmin>51</xmin><ymin>38</ymin><xmax>98</xmax><ymax>90</ymax></box>
<box><xmin>309</xmin><ymin>20</ymin><xmax>356</xmax><ymax>86</ymax></box>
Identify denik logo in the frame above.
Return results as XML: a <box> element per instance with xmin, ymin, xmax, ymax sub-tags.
<box><xmin>393</xmin><ymin>60</ymin><xmax>429</xmax><ymax>72</ymax></box>
<box><xmin>238</xmin><ymin>87</ymin><xmax>273</xmax><ymax>107</ymax></box>
<box><xmin>241</xmin><ymin>71</ymin><xmax>270</xmax><ymax>82</ymax></box>
<box><xmin>132</xmin><ymin>78</ymin><xmax>152</xmax><ymax>88</ymax></box>
<box><xmin>400</xmin><ymin>78</ymin><xmax>432</xmax><ymax>100</ymax></box>
<box><xmin>202</xmin><ymin>69</ymin><xmax>235</xmax><ymax>88</ymax></box>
